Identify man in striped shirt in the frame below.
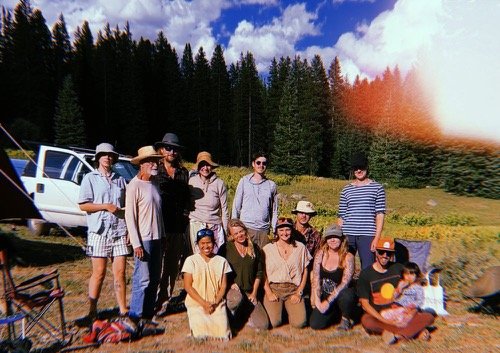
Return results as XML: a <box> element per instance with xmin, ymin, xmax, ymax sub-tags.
<box><xmin>338</xmin><ymin>153</ymin><xmax>386</xmax><ymax>270</ymax></box>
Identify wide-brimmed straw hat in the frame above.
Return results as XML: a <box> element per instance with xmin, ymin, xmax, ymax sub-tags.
<box><xmin>94</xmin><ymin>143</ymin><xmax>118</xmax><ymax>162</ymax></box>
<box><xmin>292</xmin><ymin>201</ymin><xmax>317</xmax><ymax>216</ymax></box>
<box><xmin>154</xmin><ymin>132</ymin><xmax>183</xmax><ymax>150</ymax></box>
<box><xmin>131</xmin><ymin>146</ymin><xmax>162</xmax><ymax>165</ymax></box>
<box><xmin>195</xmin><ymin>151</ymin><xmax>219</xmax><ymax>169</ymax></box>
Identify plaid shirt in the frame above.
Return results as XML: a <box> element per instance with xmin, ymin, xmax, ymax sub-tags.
<box><xmin>293</xmin><ymin>222</ymin><xmax>321</xmax><ymax>257</ymax></box>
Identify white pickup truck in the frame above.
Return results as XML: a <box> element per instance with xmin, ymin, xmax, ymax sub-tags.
<box><xmin>21</xmin><ymin>144</ymin><xmax>138</xmax><ymax>235</ymax></box>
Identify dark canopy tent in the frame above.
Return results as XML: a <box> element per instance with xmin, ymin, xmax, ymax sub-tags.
<box><xmin>0</xmin><ymin>148</ymin><xmax>41</xmax><ymax>220</ymax></box>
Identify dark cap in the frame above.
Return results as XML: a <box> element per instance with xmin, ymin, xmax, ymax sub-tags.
<box><xmin>275</xmin><ymin>217</ymin><xmax>294</xmax><ymax>232</ymax></box>
<box><xmin>323</xmin><ymin>224</ymin><xmax>343</xmax><ymax>239</ymax></box>
<box><xmin>351</xmin><ymin>152</ymin><xmax>368</xmax><ymax>170</ymax></box>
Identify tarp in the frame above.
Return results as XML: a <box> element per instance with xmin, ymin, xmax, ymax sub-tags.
<box><xmin>0</xmin><ymin>148</ymin><xmax>41</xmax><ymax>220</ymax></box>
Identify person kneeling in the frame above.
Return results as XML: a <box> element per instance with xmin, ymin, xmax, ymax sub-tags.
<box><xmin>182</xmin><ymin>229</ymin><xmax>232</xmax><ymax>340</ymax></box>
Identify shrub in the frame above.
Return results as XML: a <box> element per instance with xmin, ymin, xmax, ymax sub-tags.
<box><xmin>439</xmin><ymin>213</ymin><xmax>476</xmax><ymax>226</ymax></box>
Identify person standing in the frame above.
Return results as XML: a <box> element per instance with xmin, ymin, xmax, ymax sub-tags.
<box><xmin>154</xmin><ymin>133</ymin><xmax>190</xmax><ymax>314</ymax></box>
<box><xmin>78</xmin><ymin>143</ymin><xmax>130</xmax><ymax>319</ymax></box>
<box><xmin>338</xmin><ymin>152</ymin><xmax>386</xmax><ymax>270</ymax></box>
<box><xmin>292</xmin><ymin>200</ymin><xmax>321</xmax><ymax>257</ymax></box>
<box><xmin>231</xmin><ymin>152</ymin><xmax>278</xmax><ymax>249</ymax></box>
<box><xmin>125</xmin><ymin>146</ymin><xmax>165</xmax><ymax>329</ymax></box>
<box><xmin>357</xmin><ymin>238</ymin><xmax>435</xmax><ymax>345</ymax></box>
<box><xmin>188</xmin><ymin>151</ymin><xmax>228</xmax><ymax>254</ymax></box>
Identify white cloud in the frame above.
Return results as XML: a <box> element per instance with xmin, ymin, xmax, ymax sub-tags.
<box><xmin>307</xmin><ymin>0</ymin><xmax>500</xmax><ymax>142</ymax></box>
<box><xmin>225</xmin><ymin>3</ymin><xmax>320</xmax><ymax>71</ymax></box>
<box><xmin>332</xmin><ymin>0</ymin><xmax>375</xmax><ymax>4</ymax></box>
<box><xmin>237</xmin><ymin>0</ymin><xmax>278</xmax><ymax>5</ymax></box>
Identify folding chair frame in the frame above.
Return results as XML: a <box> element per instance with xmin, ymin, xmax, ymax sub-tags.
<box><xmin>0</xmin><ymin>249</ymin><xmax>70</xmax><ymax>345</ymax></box>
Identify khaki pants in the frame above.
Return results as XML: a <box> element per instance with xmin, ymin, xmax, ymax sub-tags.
<box><xmin>247</xmin><ymin>228</ymin><xmax>271</xmax><ymax>250</ymax></box>
<box><xmin>263</xmin><ymin>283</ymin><xmax>307</xmax><ymax>328</ymax></box>
<box><xmin>226</xmin><ymin>287</ymin><xmax>269</xmax><ymax>330</ymax></box>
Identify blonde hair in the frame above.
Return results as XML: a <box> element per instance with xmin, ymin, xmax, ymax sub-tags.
<box><xmin>320</xmin><ymin>236</ymin><xmax>349</xmax><ymax>269</ymax></box>
<box><xmin>227</xmin><ymin>219</ymin><xmax>256</xmax><ymax>259</ymax></box>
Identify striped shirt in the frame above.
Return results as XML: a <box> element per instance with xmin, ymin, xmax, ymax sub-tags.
<box><xmin>338</xmin><ymin>181</ymin><xmax>386</xmax><ymax>237</ymax></box>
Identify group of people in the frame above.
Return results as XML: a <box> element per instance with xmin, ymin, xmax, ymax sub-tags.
<box><xmin>77</xmin><ymin>133</ymin><xmax>435</xmax><ymax>344</ymax></box>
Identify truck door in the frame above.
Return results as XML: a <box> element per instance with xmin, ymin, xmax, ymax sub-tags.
<box><xmin>34</xmin><ymin>149</ymin><xmax>91</xmax><ymax>227</ymax></box>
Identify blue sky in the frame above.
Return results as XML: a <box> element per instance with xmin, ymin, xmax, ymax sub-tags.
<box><xmin>1</xmin><ymin>0</ymin><xmax>499</xmax><ymax>142</ymax></box>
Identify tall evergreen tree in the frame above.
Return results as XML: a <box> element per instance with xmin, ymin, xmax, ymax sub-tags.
<box><xmin>51</xmin><ymin>14</ymin><xmax>71</xmax><ymax>91</ymax></box>
<box><xmin>266</xmin><ymin>56</ymin><xmax>291</xmax><ymax>156</ymax></box>
<box><xmin>179</xmin><ymin>43</ymin><xmax>196</xmax><ymax>157</ymax></box>
<box><xmin>209</xmin><ymin>44</ymin><xmax>231</xmax><ymax>163</ymax></box>
<box><xmin>193</xmin><ymin>46</ymin><xmax>211</xmax><ymax>152</ymax></box>
<box><xmin>72</xmin><ymin>21</ymin><xmax>95</xmax><ymax>146</ymax></box>
<box><xmin>54</xmin><ymin>76</ymin><xmax>85</xmax><ymax>146</ymax></box>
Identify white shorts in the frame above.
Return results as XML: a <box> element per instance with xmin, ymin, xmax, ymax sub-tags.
<box><xmin>86</xmin><ymin>233</ymin><xmax>131</xmax><ymax>258</ymax></box>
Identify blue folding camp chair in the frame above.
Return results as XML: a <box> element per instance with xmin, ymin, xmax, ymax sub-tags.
<box><xmin>395</xmin><ymin>238</ymin><xmax>449</xmax><ymax>316</ymax></box>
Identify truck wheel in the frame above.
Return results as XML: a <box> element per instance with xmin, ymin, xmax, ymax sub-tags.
<box><xmin>27</xmin><ymin>219</ymin><xmax>50</xmax><ymax>236</ymax></box>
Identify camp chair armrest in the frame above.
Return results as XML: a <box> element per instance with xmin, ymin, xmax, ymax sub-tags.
<box><xmin>15</xmin><ymin>270</ymin><xmax>60</xmax><ymax>292</ymax></box>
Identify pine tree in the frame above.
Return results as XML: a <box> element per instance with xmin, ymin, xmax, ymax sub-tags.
<box><xmin>193</xmin><ymin>46</ymin><xmax>211</xmax><ymax>152</ymax></box>
<box><xmin>52</xmin><ymin>14</ymin><xmax>71</xmax><ymax>91</ymax></box>
<box><xmin>209</xmin><ymin>44</ymin><xmax>231</xmax><ymax>163</ymax></box>
<box><xmin>72</xmin><ymin>21</ymin><xmax>95</xmax><ymax>146</ymax></box>
<box><xmin>54</xmin><ymin>76</ymin><xmax>85</xmax><ymax>146</ymax></box>
<box><xmin>179</xmin><ymin>43</ymin><xmax>196</xmax><ymax>157</ymax></box>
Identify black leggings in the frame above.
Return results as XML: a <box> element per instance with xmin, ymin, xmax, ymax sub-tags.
<box><xmin>310</xmin><ymin>287</ymin><xmax>357</xmax><ymax>330</ymax></box>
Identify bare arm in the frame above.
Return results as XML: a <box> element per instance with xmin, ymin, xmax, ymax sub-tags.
<box><xmin>79</xmin><ymin>202</ymin><xmax>118</xmax><ymax>214</ymax></box>
<box><xmin>326</xmin><ymin>253</ymin><xmax>354</xmax><ymax>303</ymax></box>
<box><xmin>370</xmin><ymin>213</ymin><xmax>385</xmax><ymax>251</ymax></box>
<box><xmin>247</xmin><ymin>278</ymin><xmax>261</xmax><ymax>304</ymax></box>
<box><xmin>291</xmin><ymin>267</ymin><xmax>308</xmax><ymax>304</ymax></box>
<box><xmin>312</xmin><ymin>250</ymin><xmax>324</xmax><ymax>304</ymax></box>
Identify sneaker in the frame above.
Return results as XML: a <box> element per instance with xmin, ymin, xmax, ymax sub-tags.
<box><xmin>140</xmin><ymin>319</ymin><xmax>165</xmax><ymax>337</ymax></box>
<box><xmin>337</xmin><ymin>317</ymin><xmax>353</xmax><ymax>331</ymax></box>
<box><xmin>382</xmin><ymin>330</ymin><xmax>398</xmax><ymax>345</ymax></box>
<box><xmin>155</xmin><ymin>302</ymin><xmax>170</xmax><ymax>317</ymax></box>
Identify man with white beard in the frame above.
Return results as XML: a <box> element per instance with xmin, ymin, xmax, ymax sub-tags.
<box><xmin>125</xmin><ymin>146</ymin><xmax>165</xmax><ymax>331</ymax></box>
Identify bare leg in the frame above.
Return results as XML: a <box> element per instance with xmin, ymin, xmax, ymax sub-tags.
<box><xmin>112</xmin><ymin>255</ymin><xmax>128</xmax><ymax>315</ymax></box>
<box><xmin>89</xmin><ymin>257</ymin><xmax>107</xmax><ymax>315</ymax></box>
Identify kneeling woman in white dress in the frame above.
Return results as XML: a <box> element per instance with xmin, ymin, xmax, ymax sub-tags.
<box><xmin>182</xmin><ymin>228</ymin><xmax>232</xmax><ymax>340</ymax></box>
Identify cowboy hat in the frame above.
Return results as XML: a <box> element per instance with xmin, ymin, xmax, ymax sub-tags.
<box><xmin>131</xmin><ymin>146</ymin><xmax>162</xmax><ymax>165</ymax></box>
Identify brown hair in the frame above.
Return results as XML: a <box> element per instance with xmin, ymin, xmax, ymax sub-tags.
<box><xmin>227</xmin><ymin>219</ymin><xmax>256</xmax><ymax>259</ymax></box>
<box><xmin>320</xmin><ymin>235</ymin><xmax>349</xmax><ymax>269</ymax></box>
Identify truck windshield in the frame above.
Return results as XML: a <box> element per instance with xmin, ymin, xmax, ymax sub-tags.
<box><xmin>113</xmin><ymin>161</ymin><xmax>138</xmax><ymax>182</ymax></box>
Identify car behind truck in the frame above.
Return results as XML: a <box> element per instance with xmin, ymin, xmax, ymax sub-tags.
<box><xmin>21</xmin><ymin>144</ymin><xmax>138</xmax><ymax>235</ymax></box>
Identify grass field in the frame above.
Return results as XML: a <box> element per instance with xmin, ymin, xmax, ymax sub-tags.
<box><xmin>1</xmin><ymin>165</ymin><xmax>499</xmax><ymax>352</ymax></box>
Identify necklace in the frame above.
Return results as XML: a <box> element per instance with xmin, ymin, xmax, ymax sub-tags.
<box><xmin>235</xmin><ymin>243</ymin><xmax>247</xmax><ymax>257</ymax></box>
<box><xmin>277</xmin><ymin>242</ymin><xmax>292</xmax><ymax>257</ymax></box>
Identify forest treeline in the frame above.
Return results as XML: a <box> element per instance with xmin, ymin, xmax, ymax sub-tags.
<box><xmin>1</xmin><ymin>1</ymin><xmax>498</xmax><ymax>199</ymax></box>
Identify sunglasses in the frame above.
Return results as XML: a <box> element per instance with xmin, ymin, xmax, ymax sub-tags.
<box><xmin>197</xmin><ymin>229</ymin><xmax>214</xmax><ymax>237</ymax></box>
<box><xmin>376</xmin><ymin>250</ymin><xmax>394</xmax><ymax>256</ymax></box>
<box><xmin>255</xmin><ymin>160</ymin><xmax>267</xmax><ymax>166</ymax></box>
<box><xmin>164</xmin><ymin>146</ymin><xmax>179</xmax><ymax>152</ymax></box>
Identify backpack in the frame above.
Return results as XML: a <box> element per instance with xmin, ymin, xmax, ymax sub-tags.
<box><xmin>83</xmin><ymin>319</ymin><xmax>133</xmax><ymax>344</ymax></box>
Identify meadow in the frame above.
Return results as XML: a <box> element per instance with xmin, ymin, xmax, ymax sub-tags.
<box><xmin>1</xmin><ymin>164</ymin><xmax>499</xmax><ymax>352</ymax></box>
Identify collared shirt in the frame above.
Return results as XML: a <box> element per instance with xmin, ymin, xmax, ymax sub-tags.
<box><xmin>156</xmin><ymin>163</ymin><xmax>190</xmax><ymax>233</ymax></box>
<box><xmin>78</xmin><ymin>170</ymin><xmax>127</xmax><ymax>237</ymax></box>
<box><xmin>293</xmin><ymin>222</ymin><xmax>321</xmax><ymax>257</ymax></box>
<box><xmin>231</xmin><ymin>173</ymin><xmax>278</xmax><ymax>232</ymax></box>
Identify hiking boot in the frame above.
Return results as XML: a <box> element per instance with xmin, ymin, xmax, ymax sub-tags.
<box><xmin>382</xmin><ymin>330</ymin><xmax>398</xmax><ymax>345</ymax></box>
<box><xmin>337</xmin><ymin>317</ymin><xmax>353</xmax><ymax>331</ymax></box>
<box><xmin>139</xmin><ymin>319</ymin><xmax>165</xmax><ymax>337</ymax></box>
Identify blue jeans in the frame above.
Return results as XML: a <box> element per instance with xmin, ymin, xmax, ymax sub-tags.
<box><xmin>347</xmin><ymin>235</ymin><xmax>374</xmax><ymax>270</ymax></box>
<box><xmin>129</xmin><ymin>239</ymin><xmax>162</xmax><ymax>320</ymax></box>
